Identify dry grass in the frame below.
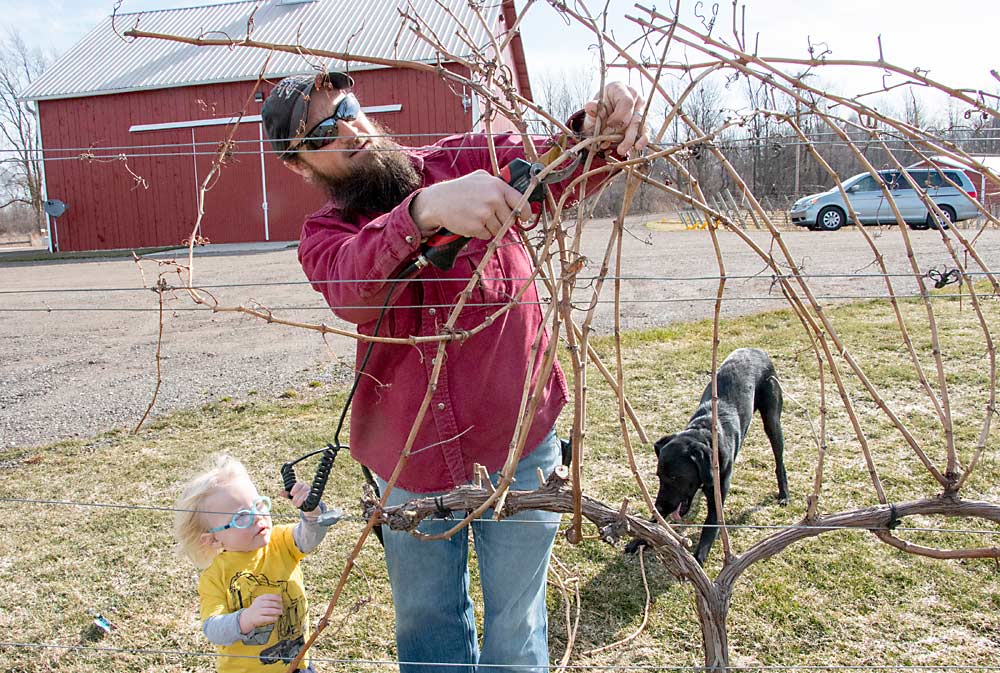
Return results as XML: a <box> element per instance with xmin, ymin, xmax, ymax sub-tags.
<box><xmin>1</xmin><ymin>287</ymin><xmax>998</xmax><ymax>672</ymax></box>
<box><xmin>642</xmin><ymin>210</ymin><xmax>796</xmax><ymax>232</ymax></box>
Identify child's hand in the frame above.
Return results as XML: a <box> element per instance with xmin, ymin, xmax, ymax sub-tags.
<box><xmin>283</xmin><ymin>481</ymin><xmax>322</xmax><ymax>517</ymax></box>
<box><xmin>239</xmin><ymin>594</ymin><xmax>283</xmax><ymax>633</ymax></box>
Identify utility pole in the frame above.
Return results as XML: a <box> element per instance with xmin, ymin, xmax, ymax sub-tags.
<box><xmin>793</xmin><ymin>96</ymin><xmax>801</xmax><ymax>198</ymax></box>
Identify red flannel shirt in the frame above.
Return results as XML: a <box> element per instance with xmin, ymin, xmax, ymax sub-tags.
<box><xmin>298</xmin><ymin>131</ymin><xmax>599</xmax><ymax>492</ymax></box>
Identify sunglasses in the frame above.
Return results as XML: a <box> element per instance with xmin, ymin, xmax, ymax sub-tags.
<box><xmin>207</xmin><ymin>496</ymin><xmax>272</xmax><ymax>533</ymax></box>
<box><xmin>290</xmin><ymin>93</ymin><xmax>362</xmax><ymax>156</ymax></box>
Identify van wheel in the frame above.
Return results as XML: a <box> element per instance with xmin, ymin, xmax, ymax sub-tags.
<box><xmin>926</xmin><ymin>205</ymin><xmax>955</xmax><ymax>230</ymax></box>
<box><xmin>816</xmin><ymin>206</ymin><xmax>846</xmax><ymax>231</ymax></box>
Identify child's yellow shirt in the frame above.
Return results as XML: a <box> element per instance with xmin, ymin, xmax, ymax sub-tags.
<box><xmin>199</xmin><ymin>524</ymin><xmax>311</xmax><ymax>672</ymax></box>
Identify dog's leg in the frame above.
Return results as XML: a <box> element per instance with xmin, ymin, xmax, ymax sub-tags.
<box><xmin>760</xmin><ymin>376</ymin><xmax>789</xmax><ymax>504</ymax></box>
<box><xmin>693</xmin><ymin>493</ymin><xmax>718</xmax><ymax>566</ymax></box>
<box><xmin>625</xmin><ymin>526</ymin><xmax>651</xmax><ymax>554</ymax></box>
<box><xmin>693</xmin><ymin>464</ymin><xmax>733</xmax><ymax>565</ymax></box>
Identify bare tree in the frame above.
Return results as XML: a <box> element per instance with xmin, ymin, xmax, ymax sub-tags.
<box><xmin>0</xmin><ymin>30</ymin><xmax>47</xmax><ymax>231</ymax></box>
<box><xmin>530</xmin><ymin>65</ymin><xmax>593</xmax><ymax>134</ymax></box>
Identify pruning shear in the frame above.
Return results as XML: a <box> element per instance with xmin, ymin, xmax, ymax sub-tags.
<box><xmin>498</xmin><ymin>145</ymin><xmax>584</xmax><ymax>205</ymax></box>
<box><xmin>414</xmin><ymin>146</ymin><xmax>583</xmax><ymax>273</ymax></box>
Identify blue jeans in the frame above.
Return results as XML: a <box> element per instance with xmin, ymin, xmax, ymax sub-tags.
<box><xmin>376</xmin><ymin>428</ymin><xmax>562</xmax><ymax>673</ymax></box>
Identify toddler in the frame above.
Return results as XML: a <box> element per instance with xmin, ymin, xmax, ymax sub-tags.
<box><xmin>174</xmin><ymin>455</ymin><xmax>331</xmax><ymax>672</ymax></box>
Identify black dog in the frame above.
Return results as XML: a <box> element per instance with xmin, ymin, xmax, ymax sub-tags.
<box><xmin>626</xmin><ymin>348</ymin><xmax>788</xmax><ymax>564</ymax></box>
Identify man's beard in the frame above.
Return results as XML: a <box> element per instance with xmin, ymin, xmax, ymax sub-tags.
<box><xmin>313</xmin><ymin>132</ymin><xmax>422</xmax><ymax>222</ymax></box>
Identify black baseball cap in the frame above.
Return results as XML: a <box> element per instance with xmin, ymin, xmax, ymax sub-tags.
<box><xmin>262</xmin><ymin>70</ymin><xmax>355</xmax><ymax>158</ymax></box>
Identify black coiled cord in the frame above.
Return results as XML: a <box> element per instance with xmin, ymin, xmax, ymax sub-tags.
<box><xmin>278</xmin><ymin>262</ymin><xmax>417</xmax><ymax>535</ymax></box>
<box><xmin>926</xmin><ymin>266</ymin><xmax>962</xmax><ymax>289</ymax></box>
<box><xmin>281</xmin><ymin>444</ymin><xmax>340</xmax><ymax>512</ymax></box>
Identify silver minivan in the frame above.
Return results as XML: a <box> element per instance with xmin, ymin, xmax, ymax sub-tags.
<box><xmin>790</xmin><ymin>168</ymin><xmax>979</xmax><ymax>231</ymax></box>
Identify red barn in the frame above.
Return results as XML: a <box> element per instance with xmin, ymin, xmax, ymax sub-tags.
<box><xmin>21</xmin><ymin>0</ymin><xmax>532</xmax><ymax>252</ymax></box>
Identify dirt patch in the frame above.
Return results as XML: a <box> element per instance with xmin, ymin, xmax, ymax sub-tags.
<box><xmin>2</xmin><ymin>218</ymin><xmax>997</xmax><ymax>449</ymax></box>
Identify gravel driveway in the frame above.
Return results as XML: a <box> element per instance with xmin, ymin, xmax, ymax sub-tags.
<box><xmin>2</xmin><ymin>220</ymin><xmax>998</xmax><ymax>450</ymax></box>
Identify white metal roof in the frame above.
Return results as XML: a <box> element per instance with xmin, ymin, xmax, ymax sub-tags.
<box><xmin>908</xmin><ymin>154</ymin><xmax>1000</xmax><ymax>175</ymax></box>
<box><xmin>21</xmin><ymin>0</ymin><xmax>502</xmax><ymax>101</ymax></box>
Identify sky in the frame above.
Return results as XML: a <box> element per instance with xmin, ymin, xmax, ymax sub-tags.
<box><xmin>3</xmin><ymin>0</ymin><xmax>999</xmax><ymax>108</ymax></box>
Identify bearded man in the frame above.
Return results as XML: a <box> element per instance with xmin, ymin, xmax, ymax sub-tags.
<box><xmin>262</xmin><ymin>70</ymin><xmax>646</xmax><ymax>673</ymax></box>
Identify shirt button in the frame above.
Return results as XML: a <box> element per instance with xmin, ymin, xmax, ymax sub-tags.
<box><xmin>428</xmin><ymin>308</ymin><xmax>436</xmax><ymax>315</ymax></box>
<box><xmin>405</xmin><ymin>235</ymin><xmax>414</xmax><ymax>244</ymax></box>
<box><xmin>436</xmin><ymin>402</ymin><xmax>446</xmax><ymax>410</ymax></box>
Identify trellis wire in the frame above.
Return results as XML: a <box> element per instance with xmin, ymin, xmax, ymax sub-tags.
<box><xmin>0</xmin><ymin>271</ymin><xmax>991</xmax><ymax>296</ymax></box>
<box><xmin>5</xmin><ymin>128</ymin><xmax>1000</xmax><ymax>156</ymax></box>
<box><xmin>2</xmin><ymin>497</ymin><xmax>998</xmax><ymax>536</ymax></box>
<box><xmin>24</xmin><ymin>135</ymin><xmax>1000</xmax><ymax>161</ymax></box>
<box><xmin>1</xmin><ymin>641</ymin><xmax>997</xmax><ymax>670</ymax></box>
<box><xmin>0</xmin><ymin>292</ymin><xmax>985</xmax><ymax>313</ymax></box>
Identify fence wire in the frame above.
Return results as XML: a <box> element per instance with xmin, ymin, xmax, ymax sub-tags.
<box><xmin>2</xmin><ymin>640</ymin><xmax>998</xmax><ymax>670</ymax></box>
<box><xmin>0</xmin><ymin>271</ymin><xmax>991</xmax><ymax>296</ymax></box>
<box><xmin>0</xmin><ymin>293</ymin><xmax>986</xmax><ymax>313</ymax></box>
<box><xmin>6</xmin><ymin>126</ymin><xmax>1000</xmax><ymax>152</ymax></box>
<box><xmin>5</xmin><ymin>128</ymin><xmax>1000</xmax><ymax>160</ymax></box>
<box><xmin>2</xmin><ymin>497</ymin><xmax>997</xmax><ymax>536</ymax></box>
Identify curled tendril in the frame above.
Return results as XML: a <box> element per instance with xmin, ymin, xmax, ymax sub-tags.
<box><xmin>693</xmin><ymin>1</ymin><xmax>719</xmax><ymax>35</ymax></box>
<box><xmin>806</xmin><ymin>36</ymin><xmax>832</xmax><ymax>61</ymax></box>
<box><xmin>110</xmin><ymin>0</ymin><xmax>139</xmax><ymax>44</ymax></box>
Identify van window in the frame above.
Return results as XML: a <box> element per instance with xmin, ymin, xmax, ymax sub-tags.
<box><xmin>905</xmin><ymin>170</ymin><xmax>930</xmax><ymax>188</ymax></box>
<box><xmin>922</xmin><ymin>171</ymin><xmax>944</xmax><ymax>187</ymax></box>
<box><xmin>915</xmin><ymin>170</ymin><xmax>961</xmax><ymax>188</ymax></box>
<box><xmin>851</xmin><ymin>175</ymin><xmax>879</xmax><ymax>192</ymax></box>
<box><xmin>943</xmin><ymin>171</ymin><xmax>965</xmax><ymax>187</ymax></box>
<box><xmin>886</xmin><ymin>171</ymin><xmax>913</xmax><ymax>190</ymax></box>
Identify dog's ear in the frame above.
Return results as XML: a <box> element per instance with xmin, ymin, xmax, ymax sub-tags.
<box><xmin>689</xmin><ymin>449</ymin><xmax>714</xmax><ymax>490</ymax></box>
<box><xmin>653</xmin><ymin>434</ymin><xmax>676</xmax><ymax>459</ymax></box>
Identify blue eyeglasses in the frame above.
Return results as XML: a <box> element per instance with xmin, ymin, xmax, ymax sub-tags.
<box><xmin>290</xmin><ymin>93</ymin><xmax>361</xmax><ymax>156</ymax></box>
<box><xmin>207</xmin><ymin>496</ymin><xmax>272</xmax><ymax>533</ymax></box>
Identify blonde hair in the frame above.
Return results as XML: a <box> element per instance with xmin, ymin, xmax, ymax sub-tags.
<box><xmin>173</xmin><ymin>454</ymin><xmax>251</xmax><ymax>569</ymax></box>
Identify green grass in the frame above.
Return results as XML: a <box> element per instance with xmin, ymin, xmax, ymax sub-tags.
<box><xmin>0</xmin><ymin>245</ymin><xmax>179</xmax><ymax>263</ymax></box>
<box><xmin>1</xmin><ymin>288</ymin><xmax>999</xmax><ymax>671</ymax></box>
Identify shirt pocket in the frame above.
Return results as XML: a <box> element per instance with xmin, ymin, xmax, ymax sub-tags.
<box><xmin>420</xmin><ymin>234</ymin><xmax>525</xmax><ymax>331</ymax></box>
<box><xmin>360</xmin><ymin>283</ymin><xmax>421</xmax><ymax>339</ymax></box>
<box><xmin>458</xmin><ymin>235</ymin><xmax>521</xmax><ymax>314</ymax></box>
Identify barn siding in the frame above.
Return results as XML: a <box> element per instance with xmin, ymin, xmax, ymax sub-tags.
<box><xmin>37</xmin><ymin>65</ymin><xmax>485</xmax><ymax>251</ymax></box>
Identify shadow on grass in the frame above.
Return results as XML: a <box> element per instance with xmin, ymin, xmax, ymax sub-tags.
<box><xmin>555</xmin><ymin>492</ymin><xmax>792</xmax><ymax>656</ymax></box>
<box><xmin>79</xmin><ymin>623</ymin><xmax>111</xmax><ymax>644</ymax></box>
<box><xmin>727</xmin><ymin>493</ymin><xmax>790</xmax><ymax>527</ymax></box>
<box><xmin>571</xmin><ymin>490</ymin><xmax>792</xmax><ymax>623</ymax></box>
<box><xmin>570</xmin><ymin>539</ymin><xmax>684</xmax><ymax>631</ymax></box>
